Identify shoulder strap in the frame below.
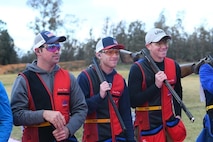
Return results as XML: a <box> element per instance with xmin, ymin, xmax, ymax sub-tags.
<box><xmin>83</xmin><ymin>65</ymin><xmax>100</xmax><ymax>96</ymax></box>
<box><xmin>19</xmin><ymin>71</ymin><xmax>35</xmax><ymax>110</ymax></box>
<box><xmin>135</xmin><ymin>61</ymin><xmax>146</xmax><ymax>89</ymax></box>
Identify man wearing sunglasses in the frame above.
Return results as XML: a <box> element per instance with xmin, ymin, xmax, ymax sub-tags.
<box><xmin>10</xmin><ymin>31</ymin><xmax>88</xmax><ymax>142</ymax></box>
<box><xmin>77</xmin><ymin>36</ymin><xmax>135</xmax><ymax>142</ymax></box>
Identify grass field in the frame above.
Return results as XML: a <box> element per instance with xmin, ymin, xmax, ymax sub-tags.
<box><xmin>0</xmin><ymin>69</ymin><xmax>205</xmax><ymax>142</ymax></box>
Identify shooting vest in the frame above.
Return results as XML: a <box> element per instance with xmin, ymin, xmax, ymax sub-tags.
<box><xmin>135</xmin><ymin>58</ymin><xmax>176</xmax><ymax>132</ymax></box>
<box><xmin>20</xmin><ymin>69</ymin><xmax>71</xmax><ymax>142</ymax></box>
<box><xmin>82</xmin><ymin>67</ymin><xmax>125</xmax><ymax>142</ymax></box>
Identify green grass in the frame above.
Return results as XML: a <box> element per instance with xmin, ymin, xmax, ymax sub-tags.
<box><xmin>0</xmin><ymin>71</ymin><xmax>205</xmax><ymax>142</ymax></box>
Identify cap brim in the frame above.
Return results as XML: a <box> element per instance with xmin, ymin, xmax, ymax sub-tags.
<box><xmin>162</xmin><ymin>36</ymin><xmax>171</xmax><ymax>40</ymax></box>
<box><xmin>103</xmin><ymin>44</ymin><xmax>124</xmax><ymax>50</ymax></box>
<box><xmin>46</xmin><ymin>36</ymin><xmax>66</xmax><ymax>44</ymax></box>
<box><xmin>153</xmin><ymin>35</ymin><xmax>171</xmax><ymax>43</ymax></box>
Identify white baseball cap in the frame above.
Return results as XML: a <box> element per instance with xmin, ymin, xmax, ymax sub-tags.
<box><xmin>145</xmin><ymin>28</ymin><xmax>171</xmax><ymax>45</ymax></box>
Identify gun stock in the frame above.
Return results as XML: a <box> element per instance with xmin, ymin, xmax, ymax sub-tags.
<box><xmin>180</xmin><ymin>63</ymin><xmax>195</xmax><ymax>78</ymax></box>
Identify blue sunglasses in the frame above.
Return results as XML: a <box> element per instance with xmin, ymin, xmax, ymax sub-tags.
<box><xmin>40</xmin><ymin>43</ymin><xmax>61</xmax><ymax>52</ymax></box>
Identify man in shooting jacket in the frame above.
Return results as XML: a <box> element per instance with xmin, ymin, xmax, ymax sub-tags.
<box><xmin>10</xmin><ymin>31</ymin><xmax>88</xmax><ymax>142</ymax></box>
<box><xmin>196</xmin><ymin>58</ymin><xmax>213</xmax><ymax>142</ymax></box>
<box><xmin>128</xmin><ymin>28</ymin><xmax>186</xmax><ymax>142</ymax></box>
<box><xmin>77</xmin><ymin>36</ymin><xmax>135</xmax><ymax>142</ymax></box>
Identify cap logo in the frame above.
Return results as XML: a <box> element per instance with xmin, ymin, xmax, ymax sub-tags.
<box><xmin>154</xmin><ymin>30</ymin><xmax>164</xmax><ymax>35</ymax></box>
<box><xmin>44</xmin><ymin>31</ymin><xmax>54</xmax><ymax>38</ymax></box>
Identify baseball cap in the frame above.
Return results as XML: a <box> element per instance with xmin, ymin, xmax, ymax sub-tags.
<box><xmin>145</xmin><ymin>28</ymin><xmax>171</xmax><ymax>45</ymax></box>
<box><xmin>33</xmin><ymin>31</ymin><xmax>66</xmax><ymax>51</ymax></box>
<box><xmin>95</xmin><ymin>36</ymin><xmax>124</xmax><ymax>53</ymax></box>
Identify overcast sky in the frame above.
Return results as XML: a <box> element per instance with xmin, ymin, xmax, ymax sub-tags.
<box><xmin>0</xmin><ymin>0</ymin><xmax>212</xmax><ymax>54</ymax></box>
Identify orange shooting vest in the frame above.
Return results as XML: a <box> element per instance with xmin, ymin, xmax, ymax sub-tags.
<box><xmin>134</xmin><ymin>58</ymin><xmax>176</xmax><ymax>131</ymax></box>
<box><xmin>20</xmin><ymin>69</ymin><xmax>71</xmax><ymax>142</ymax></box>
<box><xmin>82</xmin><ymin>68</ymin><xmax>124</xmax><ymax>142</ymax></box>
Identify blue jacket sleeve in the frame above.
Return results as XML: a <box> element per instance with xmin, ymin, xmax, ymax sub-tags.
<box><xmin>199</xmin><ymin>63</ymin><xmax>213</xmax><ymax>93</ymax></box>
<box><xmin>0</xmin><ymin>81</ymin><xmax>13</xmax><ymax>141</ymax></box>
<box><xmin>77</xmin><ymin>71</ymin><xmax>105</xmax><ymax>114</ymax></box>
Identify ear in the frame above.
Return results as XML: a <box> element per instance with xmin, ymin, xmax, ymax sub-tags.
<box><xmin>146</xmin><ymin>45</ymin><xmax>151</xmax><ymax>51</ymax></box>
<box><xmin>96</xmin><ymin>53</ymin><xmax>101</xmax><ymax>58</ymax></box>
<box><xmin>35</xmin><ymin>48</ymin><xmax>40</xmax><ymax>54</ymax></box>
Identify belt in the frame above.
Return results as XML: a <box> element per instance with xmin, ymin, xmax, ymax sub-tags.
<box><xmin>136</xmin><ymin>106</ymin><xmax>162</xmax><ymax>111</ymax></box>
<box><xmin>206</xmin><ymin>105</ymin><xmax>213</xmax><ymax>111</ymax></box>
<box><xmin>27</xmin><ymin>122</ymin><xmax>51</xmax><ymax>127</ymax></box>
<box><xmin>85</xmin><ymin>119</ymin><xmax>110</xmax><ymax>123</ymax></box>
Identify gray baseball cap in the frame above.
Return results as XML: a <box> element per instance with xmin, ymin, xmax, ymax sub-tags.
<box><xmin>145</xmin><ymin>28</ymin><xmax>171</xmax><ymax>45</ymax></box>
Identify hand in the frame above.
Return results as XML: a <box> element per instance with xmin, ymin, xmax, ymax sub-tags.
<box><xmin>52</xmin><ymin>126</ymin><xmax>70</xmax><ymax>141</ymax></box>
<box><xmin>43</xmin><ymin>110</ymin><xmax>66</xmax><ymax>129</ymax></box>
<box><xmin>175</xmin><ymin>115</ymin><xmax>181</xmax><ymax>119</ymax></box>
<box><xmin>155</xmin><ymin>71</ymin><xmax>167</xmax><ymax>88</ymax></box>
<box><xmin>99</xmin><ymin>81</ymin><xmax>111</xmax><ymax>99</ymax></box>
<box><xmin>192</xmin><ymin>57</ymin><xmax>207</xmax><ymax>74</ymax></box>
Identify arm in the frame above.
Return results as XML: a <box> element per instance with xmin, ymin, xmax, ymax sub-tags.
<box><xmin>77</xmin><ymin>71</ymin><xmax>105</xmax><ymax>114</ymax></box>
<box><xmin>173</xmin><ymin>62</ymin><xmax>183</xmax><ymax>116</ymax></box>
<box><xmin>11</xmin><ymin>75</ymin><xmax>45</xmax><ymax>126</ymax></box>
<box><xmin>119</xmin><ymin>81</ymin><xmax>135</xmax><ymax>141</ymax></box>
<box><xmin>0</xmin><ymin>82</ymin><xmax>13</xmax><ymax>141</ymax></box>
<box><xmin>128</xmin><ymin>62</ymin><xmax>160</xmax><ymax>108</ymax></box>
<box><xmin>66</xmin><ymin>73</ymin><xmax>88</xmax><ymax>136</ymax></box>
<box><xmin>199</xmin><ymin>63</ymin><xmax>213</xmax><ymax>93</ymax></box>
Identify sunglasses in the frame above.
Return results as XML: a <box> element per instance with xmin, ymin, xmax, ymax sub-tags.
<box><xmin>40</xmin><ymin>43</ymin><xmax>61</xmax><ymax>52</ymax></box>
<box><xmin>100</xmin><ymin>49</ymin><xmax>120</xmax><ymax>56</ymax></box>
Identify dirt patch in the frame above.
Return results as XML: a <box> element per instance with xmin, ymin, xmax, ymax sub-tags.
<box><xmin>59</xmin><ymin>60</ymin><xmax>86</xmax><ymax>71</ymax></box>
<box><xmin>0</xmin><ymin>60</ymin><xmax>86</xmax><ymax>75</ymax></box>
<box><xmin>0</xmin><ymin>64</ymin><xmax>26</xmax><ymax>74</ymax></box>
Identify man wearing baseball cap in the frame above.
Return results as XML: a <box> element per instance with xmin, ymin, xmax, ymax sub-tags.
<box><xmin>11</xmin><ymin>31</ymin><xmax>88</xmax><ymax>142</ymax></box>
<box><xmin>77</xmin><ymin>36</ymin><xmax>135</xmax><ymax>142</ymax></box>
<box><xmin>128</xmin><ymin>28</ymin><xmax>187</xmax><ymax>142</ymax></box>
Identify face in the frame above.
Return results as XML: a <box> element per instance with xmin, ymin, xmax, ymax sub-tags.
<box><xmin>146</xmin><ymin>38</ymin><xmax>169</xmax><ymax>62</ymax></box>
<box><xmin>98</xmin><ymin>48</ymin><xmax>120</xmax><ymax>69</ymax></box>
<box><xmin>36</xmin><ymin>43</ymin><xmax>61</xmax><ymax>65</ymax></box>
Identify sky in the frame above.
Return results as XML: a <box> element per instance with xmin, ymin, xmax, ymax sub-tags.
<box><xmin>0</xmin><ymin>0</ymin><xmax>212</xmax><ymax>55</ymax></box>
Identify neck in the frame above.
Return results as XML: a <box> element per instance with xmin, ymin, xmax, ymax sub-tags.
<box><xmin>100</xmin><ymin>64</ymin><xmax>113</xmax><ymax>75</ymax></box>
<box><xmin>37</xmin><ymin>61</ymin><xmax>55</xmax><ymax>72</ymax></box>
<box><xmin>151</xmin><ymin>54</ymin><xmax>164</xmax><ymax>62</ymax></box>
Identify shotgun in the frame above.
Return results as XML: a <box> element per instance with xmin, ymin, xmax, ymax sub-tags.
<box><xmin>141</xmin><ymin>48</ymin><xmax>195</xmax><ymax>122</ymax></box>
<box><xmin>120</xmin><ymin>49</ymin><xmax>196</xmax><ymax>78</ymax></box>
<box><xmin>92</xmin><ymin>57</ymin><xmax>127</xmax><ymax>132</ymax></box>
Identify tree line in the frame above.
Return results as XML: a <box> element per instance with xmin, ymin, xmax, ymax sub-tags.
<box><xmin>0</xmin><ymin>0</ymin><xmax>213</xmax><ymax>65</ymax></box>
